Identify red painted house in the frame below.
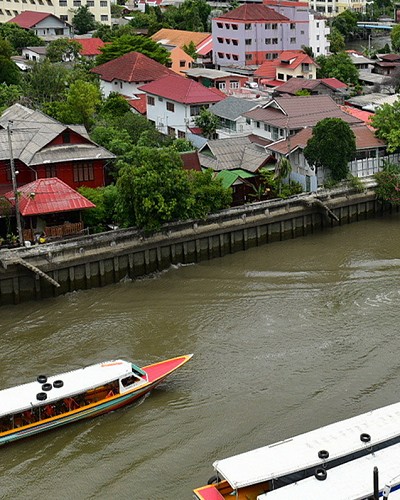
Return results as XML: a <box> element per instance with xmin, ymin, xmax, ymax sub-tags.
<box><xmin>0</xmin><ymin>104</ymin><xmax>115</xmax><ymax>195</ymax></box>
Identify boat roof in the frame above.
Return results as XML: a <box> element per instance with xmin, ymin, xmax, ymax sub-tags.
<box><xmin>258</xmin><ymin>442</ymin><xmax>400</xmax><ymax>499</ymax></box>
<box><xmin>0</xmin><ymin>360</ymin><xmax>139</xmax><ymax>416</ymax></box>
<box><xmin>213</xmin><ymin>401</ymin><xmax>400</xmax><ymax>489</ymax></box>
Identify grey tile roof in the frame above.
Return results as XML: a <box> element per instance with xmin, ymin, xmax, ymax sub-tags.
<box><xmin>209</xmin><ymin>96</ymin><xmax>261</xmax><ymax>121</ymax></box>
<box><xmin>0</xmin><ymin>103</ymin><xmax>114</xmax><ymax>165</ymax></box>
<box><xmin>199</xmin><ymin>136</ymin><xmax>267</xmax><ymax>172</ymax></box>
<box><xmin>32</xmin><ymin>144</ymin><xmax>115</xmax><ymax>165</ymax></box>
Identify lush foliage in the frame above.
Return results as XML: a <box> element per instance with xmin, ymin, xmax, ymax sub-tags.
<box><xmin>72</xmin><ymin>5</ymin><xmax>96</xmax><ymax>35</ymax></box>
<box><xmin>327</xmin><ymin>28</ymin><xmax>345</xmax><ymax>54</ymax></box>
<box><xmin>316</xmin><ymin>52</ymin><xmax>359</xmax><ymax>85</ymax></box>
<box><xmin>96</xmin><ymin>34</ymin><xmax>170</xmax><ymax>65</ymax></box>
<box><xmin>0</xmin><ymin>24</ymin><xmax>44</xmax><ymax>53</ymax></box>
<box><xmin>78</xmin><ymin>185</ymin><xmax>119</xmax><ymax>232</ymax></box>
<box><xmin>374</xmin><ymin>163</ymin><xmax>400</xmax><ymax>204</ymax></box>
<box><xmin>259</xmin><ymin>169</ymin><xmax>302</xmax><ymax>199</ymax></box>
<box><xmin>23</xmin><ymin>60</ymin><xmax>68</xmax><ymax>105</ymax></box>
<box><xmin>331</xmin><ymin>10</ymin><xmax>360</xmax><ymax>40</ymax></box>
<box><xmin>182</xmin><ymin>40</ymin><xmax>197</xmax><ymax>59</ymax></box>
<box><xmin>391</xmin><ymin>24</ymin><xmax>400</xmax><ymax>53</ymax></box>
<box><xmin>304</xmin><ymin>118</ymin><xmax>356</xmax><ymax>182</ymax></box>
<box><xmin>0</xmin><ymin>55</ymin><xmax>20</xmax><ymax>85</ymax></box>
<box><xmin>194</xmin><ymin>108</ymin><xmax>219</xmax><ymax>138</ymax></box>
<box><xmin>370</xmin><ymin>98</ymin><xmax>400</xmax><ymax>152</ymax></box>
<box><xmin>0</xmin><ymin>83</ymin><xmax>22</xmax><ymax>113</ymax></box>
<box><xmin>47</xmin><ymin>39</ymin><xmax>82</xmax><ymax>63</ymax></box>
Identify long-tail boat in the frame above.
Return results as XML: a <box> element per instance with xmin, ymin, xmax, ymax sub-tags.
<box><xmin>0</xmin><ymin>354</ymin><xmax>192</xmax><ymax>445</ymax></box>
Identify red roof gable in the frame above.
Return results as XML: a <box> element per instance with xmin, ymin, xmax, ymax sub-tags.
<box><xmin>255</xmin><ymin>51</ymin><xmax>316</xmax><ymax>78</ymax></box>
<box><xmin>4</xmin><ymin>178</ymin><xmax>95</xmax><ymax>216</ymax></box>
<box><xmin>340</xmin><ymin>105</ymin><xmax>375</xmax><ymax>130</ymax></box>
<box><xmin>216</xmin><ymin>4</ymin><xmax>289</xmax><ymax>21</ymax></box>
<box><xmin>91</xmin><ymin>51</ymin><xmax>175</xmax><ymax>83</ymax></box>
<box><xmin>8</xmin><ymin>10</ymin><xmax>53</xmax><ymax>28</ymax></box>
<box><xmin>139</xmin><ymin>74</ymin><xmax>226</xmax><ymax>104</ymax></box>
<box><xmin>321</xmin><ymin>78</ymin><xmax>347</xmax><ymax>89</ymax></box>
<box><xmin>126</xmin><ymin>94</ymin><xmax>147</xmax><ymax>114</ymax></box>
<box><xmin>74</xmin><ymin>37</ymin><xmax>105</xmax><ymax>56</ymax></box>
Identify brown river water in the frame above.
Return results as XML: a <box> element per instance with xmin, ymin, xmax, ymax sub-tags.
<box><xmin>1</xmin><ymin>213</ymin><xmax>400</xmax><ymax>499</ymax></box>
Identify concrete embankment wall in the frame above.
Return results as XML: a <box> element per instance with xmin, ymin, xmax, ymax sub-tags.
<box><xmin>0</xmin><ymin>186</ymin><xmax>392</xmax><ymax>306</ymax></box>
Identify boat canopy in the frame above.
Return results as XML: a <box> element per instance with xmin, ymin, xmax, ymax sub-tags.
<box><xmin>0</xmin><ymin>360</ymin><xmax>141</xmax><ymax>416</ymax></box>
<box><xmin>213</xmin><ymin>401</ymin><xmax>400</xmax><ymax>490</ymax></box>
<box><xmin>258</xmin><ymin>441</ymin><xmax>400</xmax><ymax>500</ymax></box>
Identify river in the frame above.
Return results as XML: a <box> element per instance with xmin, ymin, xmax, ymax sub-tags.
<box><xmin>1</xmin><ymin>213</ymin><xmax>400</xmax><ymax>499</ymax></box>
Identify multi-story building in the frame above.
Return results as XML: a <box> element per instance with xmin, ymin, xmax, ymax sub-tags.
<box><xmin>308</xmin><ymin>11</ymin><xmax>330</xmax><ymax>55</ymax></box>
<box><xmin>0</xmin><ymin>0</ymin><xmax>111</xmax><ymax>26</ymax></box>
<box><xmin>212</xmin><ymin>3</ymin><xmax>309</xmax><ymax>67</ymax></box>
<box><xmin>309</xmin><ymin>0</ymin><xmax>367</xmax><ymax>16</ymax></box>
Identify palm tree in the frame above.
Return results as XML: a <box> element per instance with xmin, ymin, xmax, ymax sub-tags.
<box><xmin>275</xmin><ymin>157</ymin><xmax>292</xmax><ymax>194</ymax></box>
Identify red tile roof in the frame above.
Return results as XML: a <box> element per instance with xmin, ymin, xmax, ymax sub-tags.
<box><xmin>255</xmin><ymin>51</ymin><xmax>317</xmax><ymax>79</ymax></box>
<box><xmin>126</xmin><ymin>94</ymin><xmax>147</xmax><ymax>114</ymax></box>
<box><xmin>139</xmin><ymin>74</ymin><xmax>226</xmax><ymax>104</ymax></box>
<box><xmin>4</xmin><ymin>178</ymin><xmax>95</xmax><ymax>216</ymax></box>
<box><xmin>216</xmin><ymin>4</ymin><xmax>289</xmax><ymax>21</ymax></box>
<box><xmin>322</xmin><ymin>78</ymin><xmax>348</xmax><ymax>89</ymax></box>
<box><xmin>8</xmin><ymin>10</ymin><xmax>53</xmax><ymax>28</ymax></box>
<box><xmin>91</xmin><ymin>51</ymin><xmax>175</xmax><ymax>83</ymax></box>
<box><xmin>74</xmin><ymin>37</ymin><xmax>105</xmax><ymax>56</ymax></box>
<box><xmin>340</xmin><ymin>105</ymin><xmax>375</xmax><ymax>130</ymax></box>
<box><xmin>181</xmin><ymin>151</ymin><xmax>202</xmax><ymax>171</ymax></box>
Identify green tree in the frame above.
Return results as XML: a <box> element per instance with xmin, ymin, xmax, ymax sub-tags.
<box><xmin>47</xmin><ymin>39</ymin><xmax>82</xmax><ymax>62</ymax></box>
<box><xmin>316</xmin><ymin>52</ymin><xmax>358</xmax><ymax>85</ymax></box>
<box><xmin>90</xmin><ymin>125</ymin><xmax>134</xmax><ymax>156</ymax></box>
<box><xmin>182</xmin><ymin>40</ymin><xmax>197</xmax><ymax>59</ymax></box>
<box><xmin>0</xmin><ymin>24</ymin><xmax>44</xmax><ymax>53</ymax></box>
<box><xmin>0</xmin><ymin>38</ymin><xmax>13</xmax><ymax>58</ymax></box>
<box><xmin>187</xmin><ymin>169</ymin><xmax>232</xmax><ymax>218</ymax></box>
<box><xmin>0</xmin><ymin>83</ymin><xmax>22</xmax><ymax>112</ymax></box>
<box><xmin>301</xmin><ymin>45</ymin><xmax>314</xmax><ymax>58</ymax></box>
<box><xmin>23</xmin><ymin>60</ymin><xmax>68</xmax><ymax>105</ymax></box>
<box><xmin>116</xmin><ymin>147</ymin><xmax>191</xmax><ymax>229</ymax></box>
<box><xmin>275</xmin><ymin>157</ymin><xmax>292</xmax><ymax>194</ymax></box>
<box><xmin>331</xmin><ymin>10</ymin><xmax>360</xmax><ymax>40</ymax></box>
<box><xmin>78</xmin><ymin>185</ymin><xmax>119</xmax><ymax>232</ymax></box>
<box><xmin>304</xmin><ymin>118</ymin><xmax>356</xmax><ymax>182</ymax></box>
<box><xmin>327</xmin><ymin>28</ymin><xmax>345</xmax><ymax>54</ymax></box>
<box><xmin>0</xmin><ymin>57</ymin><xmax>20</xmax><ymax>85</ymax></box>
<box><xmin>96</xmin><ymin>34</ymin><xmax>170</xmax><ymax>65</ymax></box>
<box><xmin>72</xmin><ymin>5</ymin><xmax>96</xmax><ymax>35</ymax></box>
<box><xmin>194</xmin><ymin>108</ymin><xmax>219</xmax><ymax>139</ymax></box>
<box><xmin>374</xmin><ymin>163</ymin><xmax>400</xmax><ymax>204</ymax></box>
<box><xmin>371</xmin><ymin>98</ymin><xmax>400</xmax><ymax>152</ymax></box>
<box><xmin>100</xmin><ymin>92</ymin><xmax>131</xmax><ymax>117</ymax></box>
<box><xmin>295</xmin><ymin>89</ymin><xmax>311</xmax><ymax>96</ymax></box>
<box><xmin>391</xmin><ymin>24</ymin><xmax>400</xmax><ymax>53</ymax></box>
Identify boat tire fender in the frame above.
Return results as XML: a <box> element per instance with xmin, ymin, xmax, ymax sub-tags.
<box><xmin>42</xmin><ymin>383</ymin><xmax>52</xmax><ymax>391</ymax></box>
<box><xmin>37</xmin><ymin>375</ymin><xmax>47</xmax><ymax>384</ymax></box>
<box><xmin>318</xmin><ymin>450</ymin><xmax>329</xmax><ymax>460</ymax></box>
<box><xmin>53</xmin><ymin>380</ymin><xmax>64</xmax><ymax>388</ymax></box>
<box><xmin>315</xmin><ymin>467</ymin><xmax>327</xmax><ymax>481</ymax></box>
<box><xmin>207</xmin><ymin>474</ymin><xmax>220</xmax><ymax>485</ymax></box>
<box><xmin>360</xmin><ymin>433</ymin><xmax>371</xmax><ymax>443</ymax></box>
<box><xmin>36</xmin><ymin>392</ymin><xmax>47</xmax><ymax>401</ymax></box>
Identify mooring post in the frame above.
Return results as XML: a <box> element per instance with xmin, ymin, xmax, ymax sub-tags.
<box><xmin>373</xmin><ymin>466</ymin><xmax>379</xmax><ymax>500</ymax></box>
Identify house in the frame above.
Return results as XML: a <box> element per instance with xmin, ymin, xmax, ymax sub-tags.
<box><xmin>7</xmin><ymin>11</ymin><xmax>72</xmax><ymax>40</ymax></box>
<box><xmin>273</xmin><ymin>77</ymin><xmax>348</xmax><ymax>103</ymax></box>
<box><xmin>345</xmin><ymin>92</ymin><xmax>398</xmax><ymax>111</ymax></box>
<box><xmin>21</xmin><ymin>46</ymin><xmax>48</xmax><ymax>63</ymax></box>
<box><xmin>198</xmin><ymin>136</ymin><xmax>272</xmax><ymax>204</ymax></box>
<box><xmin>209</xmin><ymin>96</ymin><xmax>268</xmax><ymax>138</ymax></box>
<box><xmin>212</xmin><ymin>3</ymin><xmax>309</xmax><ymax>67</ymax></box>
<box><xmin>4</xmin><ymin>177</ymin><xmax>95</xmax><ymax>241</ymax></box>
<box><xmin>139</xmin><ymin>74</ymin><xmax>225</xmax><ymax>138</ymax></box>
<box><xmin>372</xmin><ymin>54</ymin><xmax>400</xmax><ymax>77</ymax></box>
<box><xmin>163</xmin><ymin>45</ymin><xmax>193</xmax><ymax>76</ymax></box>
<box><xmin>74</xmin><ymin>38</ymin><xmax>106</xmax><ymax>59</ymax></box>
<box><xmin>346</xmin><ymin>50</ymin><xmax>374</xmax><ymax>70</ymax></box>
<box><xmin>264</xmin><ymin>124</ymin><xmax>387</xmax><ymax>191</ymax></box>
<box><xmin>90</xmin><ymin>51</ymin><xmax>176</xmax><ymax>99</ymax></box>
<box><xmin>184</xmin><ymin>68</ymin><xmax>249</xmax><ymax>93</ymax></box>
<box><xmin>0</xmin><ymin>0</ymin><xmax>111</xmax><ymax>26</ymax></box>
<box><xmin>254</xmin><ymin>50</ymin><xmax>318</xmax><ymax>87</ymax></box>
<box><xmin>0</xmin><ymin>104</ymin><xmax>115</xmax><ymax>195</ymax></box>
<box><xmin>242</xmin><ymin>95</ymin><xmax>361</xmax><ymax>142</ymax></box>
<box><xmin>151</xmin><ymin>29</ymin><xmax>213</xmax><ymax>66</ymax></box>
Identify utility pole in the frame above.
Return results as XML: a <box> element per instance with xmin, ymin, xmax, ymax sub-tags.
<box><xmin>7</xmin><ymin>121</ymin><xmax>23</xmax><ymax>246</ymax></box>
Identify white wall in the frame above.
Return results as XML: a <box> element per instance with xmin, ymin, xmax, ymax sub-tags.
<box><xmin>100</xmin><ymin>79</ymin><xmax>147</xmax><ymax>98</ymax></box>
<box><xmin>308</xmin><ymin>13</ymin><xmax>330</xmax><ymax>56</ymax></box>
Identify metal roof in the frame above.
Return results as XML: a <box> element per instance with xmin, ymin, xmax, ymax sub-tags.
<box><xmin>4</xmin><ymin>177</ymin><xmax>96</xmax><ymax>216</ymax></box>
<box><xmin>0</xmin><ymin>360</ymin><xmax>136</xmax><ymax>416</ymax></box>
<box><xmin>210</xmin><ymin>97</ymin><xmax>261</xmax><ymax>121</ymax></box>
<box><xmin>213</xmin><ymin>400</ymin><xmax>400</xmax><ymax>490</ymax></box>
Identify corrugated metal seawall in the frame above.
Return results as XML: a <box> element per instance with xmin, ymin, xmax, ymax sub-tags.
<box><xmin>0</xmin><ymin>186</ymin><xmax>394</xmax><ymax>306</ymax></box>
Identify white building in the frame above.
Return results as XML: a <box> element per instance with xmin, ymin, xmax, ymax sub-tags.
<box><xmin>0</xmin><ymin>1</ymin><xmax>111</xmax><ymax>26</ymax></box>
<box><xmin>308</xmin><ymin>12</ymin><xmax>330</xmax><ymax>56</ymax></box>
<box><xmin>139</xmin><ymin>74</ymin><xmax>225</xmax><ymax>138</ymax></box>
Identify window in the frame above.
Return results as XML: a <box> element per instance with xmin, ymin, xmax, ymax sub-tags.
<box><xmin>217</xmin><ymin>37</ymin><xmax>223</xmax><ymax>43</ymax></box>
<box><xmin>290</xmin><ymin>37</ymin><xmax>296</xmax><ymax>43</ymax></box>
<box><xmin>265</xmin><ymin>38</ymin><xmax>271</xmax><ymax>44</ymax></box>
<box><xmin>179</xmin><ymin>60</ymin><xmax>186</xmax><ymax>67</ymax></box>
<box><xmin>316</xmin><ymin>35</ymin><xmax>320</xmax><ymax>40</ymax></box>
<box><xmin>271</xmin><ymin>23</ymin><xmax>277</xmax><ymax>29</ymax></box>
<box><xmin>190</xmin><ymin>105</ymin><xmax>201</xmax><ymax>116</ymax></box>
<box><xmin>232</xmin><ymin>24</ymin><xmax>238</xmax><ymax>30</ymax></box>
<box><xmin>147</xmin><ymin>96</ymin><xmax>155</xmax><ymax>106</ymax></box>
<box><xmin>225</xmin><ymin>23</ymin><xmax>230</xmax><ymax>29</ymax></box>
<box><xmin>244</xmin><ymin>23</ymin><xmax>251</xmax><ymax>30</ymax></box>
<box><xmin>300</xmin><ymin>30</ymin><xmax>304</xmax><ymax>35</ymax></box>
<box><xmin>218</xmin><ymin>52</ymin><xmax>223</xmax><ymax>58</ymax></box>
<box><xmin>277</xmin><ymin>72</ymin><xmax>284</xmax><ymax>80</ymax></box>
<box><xmin>230</xmin><ymin>80</ymin><xmax>239</xmax><ymax>89</ymax></box>
<box><xmin>316</xmin><ymin>22</ymin><xmax>320</xmax><ymax>27</ymax></box>
<box><xmin>232</xmin><ymin>39</ymin><xmax>238</xmax><ymax>46</ymax></box>
<box><xmin>256</xmin><ymin>121</ymin><xmax>260</xmax><ymax>128</ymax></box>
<box><xmin>101</xmin><ymin>14</ymin><xmax>108</xmax><ymax>21</ymax></box>
<box><xmin>166</xmin><ymin>101</ymin><xmax>175</xmax><ymax>112</ymax></box>
<box><xmin>232</xmin><ymin>54</ymin><xmax>238</xmax><ymax>61</ymax></box>
<box><xmin>218</xmin><ymin>82</ymin><xmax>226</xmax><ymax>90</ymax></box>
<box><xmin>60</xmin><ymin>14</ymin><xmax>67</xmax><ymax>20</ymax></box>
<box><xmin>178</xmin><ymin>130</ymin><xmax>186</xmax><ymax>138</ymax></box>
<box><xmin>5</xmin><ymin>9</ymin><xmax>11</xmax><ymax>13</ymax></box>
<box><xmin>272</xmin><ymin>38</ymin><xmax>278</xmax><ymax>44</ymax></box>
<box><xmin>62</xmin><ymin>130</ymin><xmax>70</xmax><ymax>143</ymax></box>
<box><xmin>226</xmin><ymin>54</ymin><xmax>231</xmax><ymax>59</ymax></box>
<box><xmin>46</xmin><ymin>165</ymin><xmax>57</xmax><ymax>178</ymax></box>
<box><xmin>87</xmin><ymin>0</ymin><xmax>94</xmax><ymax>4</ymax></box>
<box><xmin>265</xmin><ymin>23</ymin><xmax>271</xmax><ymax>29</ymax></box>
<box><xmin>73</xmin><ymin>0</ymin><xmax>80</xmax><ymax>5</ymax></box>
<box><xmin>217</xmin><ymin>22</ymin><xmax>223</xmax><ymax>28</ymax></box>
<box><xmin>158</xmin><ymin>96</ymin><xmax>163</xmax><ymax>101</ymax></box>
<box><xmin>100</xmin><ymin>0</ymin><xmax>107</xmax><ymax>5</ymax></box>
<box><xmin>290</xmin><ymin>23</ymin><xmax>295</xmax><ymax>29</ymax></box>
<box><xmin>226</xmin><ymin>39</ymin><xmax>230</xmax><ymax>44</ymax></box>
<box><xmin>245</xmin><ymin>54</ymin><xmax>252</xmax><ymax>60</ymax></box>
<box><xmin>167</xmin><ymin>126</ymin><xmax>175</xmax><ymax>136</ymax></box>
<box><xmin>74</xmin><ymin>162</ymin><xmax>94</xmax><ymax>182</ymax></box>
<box><xmin>264</xmin><ymin>124</ymin><xmax>270</xmax><ymax>132</ymax></box>
<box><xmin>245</xmin><ymin>39</ymin><xmax>252</xmax><ymax>45</ymax></box>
